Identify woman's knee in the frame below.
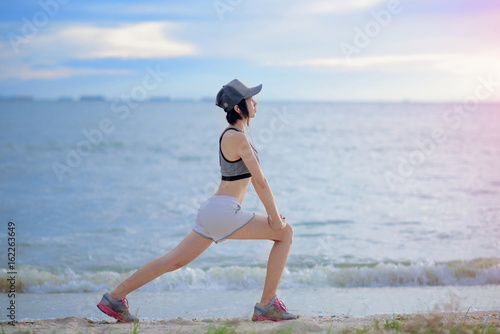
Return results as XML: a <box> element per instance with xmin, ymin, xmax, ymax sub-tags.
<box><xmin>166</xmin><ymin>257</ymin><xmax>190</xmax><ymax>271</ymax></box>
<box><xmin>171</xmin><ymin>261</ymin><xmax>187</xmax><ymax>271</ymax></box>
<box><xmin>278</xmin><ymin>223</ymin><xmax>294</xmax><ymax>243</ymax></box>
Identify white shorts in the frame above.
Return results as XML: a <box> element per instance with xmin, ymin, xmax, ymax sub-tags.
<box><xmin>193</xmin><ymin>195</ymin><xmax>255</xmax><ymax>244</ymax></box>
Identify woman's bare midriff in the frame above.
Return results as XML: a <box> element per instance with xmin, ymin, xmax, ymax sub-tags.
<box><xmin>214</xmin><ymin>178</ymin><xmax>251</xmax><ymax>204</ymax></box>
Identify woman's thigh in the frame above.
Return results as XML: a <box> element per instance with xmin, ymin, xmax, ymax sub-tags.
<box><xmin>165</xmin><ymin>230</ymin><xmax>213</xmax><ymax>266</ymax></box>
<box><xmin>226</xmin><ymin>214</ymin><xmax>292</xmax><ymax>242</ymax></box>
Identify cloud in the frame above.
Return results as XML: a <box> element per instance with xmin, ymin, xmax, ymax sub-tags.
<box><xmin>0</xmin><ymin>21</ymin><xmax>195</xmax><ymax>80</ymax></box>
<box><xmin>291</xmin><ymin>0</ymin><xmax>387</xmax><ymax>14</ymax></box>
<box><xmin>280</xmin><ymin>53</ymin><xmax>500</xmax><ymax>75</ymax></box>
<box><xmin>0</xmin><ymin>66</ymin><xmax>134</xmax><ymax>80</ymax></box>
<box><xmin>76</xmin><ymin>2</ymin><xmax>211</xmax><ymax>17</ymax></box>
<box><xmin>31</xmin><ymin>22</ymin><xmax>196</xmax><ymax>60</ymax></box>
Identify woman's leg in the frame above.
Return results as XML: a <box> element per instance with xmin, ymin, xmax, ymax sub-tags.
<box><xmin>110</xmin><ymin>230</ymin><xmax>213</xmax><ymax>300</ymax></box>
<box><xmin>226</xmin><ymin>214</ymin><xmax>294</xmax><ymax>307</ymax></box>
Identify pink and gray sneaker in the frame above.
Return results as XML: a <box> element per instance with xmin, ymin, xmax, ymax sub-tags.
<box><xmin>252</xmin><ymin>295</ymin><xmax>299</xmax><ymax>321</ymax></box>
<box><xmin>97</xmin><ymin>292</ymin><xmax>139</xmax><ymax>323</ymax></box>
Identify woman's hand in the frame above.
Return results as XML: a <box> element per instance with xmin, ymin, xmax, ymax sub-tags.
<box><xmin>267</xmin><ymin>213</ymin><xmax>287</xmax><ymax>230</ymax></box>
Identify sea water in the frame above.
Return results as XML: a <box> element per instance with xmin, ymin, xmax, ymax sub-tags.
<box><xmin>0</xmin><ymin>101</ymin><xmax>499</xmax><ymax>320</ymax></box>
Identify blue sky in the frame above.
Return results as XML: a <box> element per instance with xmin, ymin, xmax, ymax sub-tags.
<box><xmin>1</xmin><ymin>0</ymin><xmax>499</xmax><ymax>101</ymax></box>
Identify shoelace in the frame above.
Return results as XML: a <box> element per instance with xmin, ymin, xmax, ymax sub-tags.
<box><xmin>121</xmin><ymin>298</ymin><xmax>129</xmax><ymax>309</ymax></box>
<box><xmin>273</xmin><ymin>298</ymin><xmax>289</xmax><ymax>314</ymax></box>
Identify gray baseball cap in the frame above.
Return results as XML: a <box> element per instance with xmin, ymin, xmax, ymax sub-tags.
<box><xmin>216</xmin><ymin>79</ymin><xmax>262</xmax><ymax>112</ymax></box>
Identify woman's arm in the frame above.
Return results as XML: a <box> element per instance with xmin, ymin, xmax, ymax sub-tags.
<box><xmin>234</xmin><ymin>132</ymin><xmax>285</xmax><ymax>230</ymax></box>
<box><xmin>252</xmin><ymin>178</ymin><xmax>286</xmax><ymax>229</ymax></box>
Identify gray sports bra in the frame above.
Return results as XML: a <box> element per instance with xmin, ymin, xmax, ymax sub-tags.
<box><xmin>219</xmin><ymin>126</ymin><xmax>260</xmax><ymax>181</ymax></box>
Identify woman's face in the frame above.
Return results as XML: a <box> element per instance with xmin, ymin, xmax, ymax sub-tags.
<box><xmin>246</xmin><ymin>97</ymin><xmax>258</xmax><ymax>118</ymax></box>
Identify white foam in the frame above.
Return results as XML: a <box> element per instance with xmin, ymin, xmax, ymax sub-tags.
<box><xmin>2</xmin><ymin>259</ymin><xmax>499</xmax><ymax>294</ymax></box>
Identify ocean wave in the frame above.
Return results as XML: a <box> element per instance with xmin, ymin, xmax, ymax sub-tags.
<box><xmin>2</xmin><ymin>258</ymin><xmax>499</xmax><ymax>293</ymax></box>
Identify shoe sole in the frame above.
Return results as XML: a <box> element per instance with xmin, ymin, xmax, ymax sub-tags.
<box><xmin>97</xmin><ymin>302</ymin><xmax>132</xmax><ymax>323</ymax></box>
<box><xmin>252</xmin><ymin>315</ymin><xmax>285</xmax><ymax>322</ymax></box>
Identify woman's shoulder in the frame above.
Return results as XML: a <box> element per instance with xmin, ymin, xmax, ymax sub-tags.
<box><xmin>220</xmin><ymin>128</ymin><xmax>249</xmax><ymax>151</ymax></box>
<box><xmin>222</xmin><ymin>126</ymin><xmax>242</xmax><ymax>137</ymax></box>
<box><xmin>222</xmin><ymin>127</ymin><xmax>245</xmax><ymax>141</ymax></box>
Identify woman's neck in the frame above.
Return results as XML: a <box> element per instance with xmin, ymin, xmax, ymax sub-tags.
<box><xmin>230</xmin><ymin>120</ymin><xmax>247</xmax><ymax>133</ymax></box>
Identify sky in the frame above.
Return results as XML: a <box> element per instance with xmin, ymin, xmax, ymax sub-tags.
<box><xmin>0</xmin><ymin>0</ymin><xmax>499</xmax><ymax>102</ymax></box>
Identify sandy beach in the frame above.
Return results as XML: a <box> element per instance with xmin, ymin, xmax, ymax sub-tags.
<box><xmin>4</xmin><ymin>311</ymin><xmax>499</xmax><ymax>334</ymax></box>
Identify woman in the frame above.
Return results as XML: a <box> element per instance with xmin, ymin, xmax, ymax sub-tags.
<box><xmin>97</xmin><ymin>79</ymin><xmax>297</xmax><ymax>322</ymax></box>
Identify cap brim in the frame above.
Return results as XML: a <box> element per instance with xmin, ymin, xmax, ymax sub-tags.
<box><xmin>244</xmin><ymin>84</ymin><xmax>262</xmax><ymax>98</ymax></box>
